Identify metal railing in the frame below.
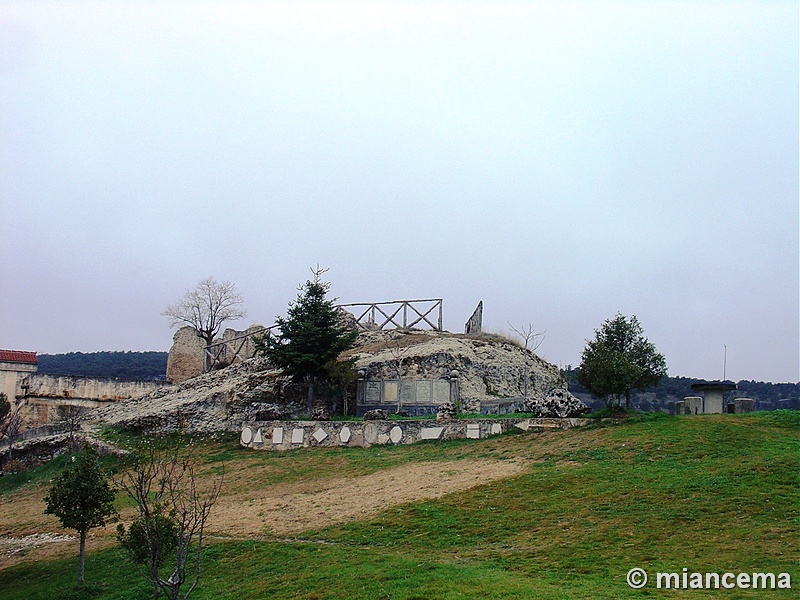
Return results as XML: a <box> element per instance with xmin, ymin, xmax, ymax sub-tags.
<box><xmin>339</xmin><ymin>299</ymin><xmax>443</xmax><ymax>331</ymax></box>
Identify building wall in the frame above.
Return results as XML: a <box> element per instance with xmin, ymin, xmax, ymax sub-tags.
<box><xmin>0</xmin><ymin>361</ymin><xmax>37</xmax><ymax>403</ymax></box>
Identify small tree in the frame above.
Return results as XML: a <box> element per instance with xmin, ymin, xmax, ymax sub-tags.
<box><xmin>119</xmin><ymin>444</ymin><xmax>223</xmax><ymax>600</ymax></box>
<box><xmin>162</xmin><ymin>277</ymin><xmax>246</xmax><ymax>347</ymax></box>
<box><xmin>255</xmin><ymin>267</ymin><xmax>358</xmax><ymax>415</ymax></box>
<box><xmin>44</xmin><ymin>447</ymin><xmax>118</xmax><ymax>584</ymax></box>
<box><xmin>577</xmin><ymin>313</ymin><xmax>667</xmax><ymax>410</ymax></box>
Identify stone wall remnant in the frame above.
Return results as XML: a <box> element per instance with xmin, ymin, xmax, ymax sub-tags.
<box><xmin>166</xmin><ymin>326</ymin><xmax>206</xmax><ymax>383</ymax></box>
<box><xmin>464</xmin><ymin>301</ymin><xmax>483</xmax><ymax>334</ymax></box>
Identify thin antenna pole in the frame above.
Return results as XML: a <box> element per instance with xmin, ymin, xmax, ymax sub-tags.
<box><xmin>723</xmin><ymin>345</ymin><xmax>727</xmax><ymax>381</ymax></box>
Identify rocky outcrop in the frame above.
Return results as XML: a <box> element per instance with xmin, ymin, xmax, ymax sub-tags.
<box><xmin>92</xmin><ymin>328</ymin><xmax>587</xmax><ymax>435</ymax></box>
<box><xmin>348</xmin><ymin>330</ymin><xmax>574</xmax><ymax>413</ymax></box>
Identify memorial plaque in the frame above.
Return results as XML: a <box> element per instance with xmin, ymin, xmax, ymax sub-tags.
<box><xmin>433</xmin><ymin>380</ymin><xmax>451</xmax><ymax>403</ymax></box>
<box><xmin>490</xmin><ymin>423</ymin><xmax>502</xmax><ymax>435</ymax></box>
<box><xmin>365</xmin><ymin>381</ymin><xmax>382</xmax><ymax>403</ymax></box>
<box><xmin>420</xmin><ymin>427</ymin><xmax>444</xmax><ymax>440</ymax></box>
<box><xmin>415</xmin><ymin>380</ymin><xmax>432</xmax><ymax>404</ymax></box>
<box><xmin>400</xmin><ymin>381</ymin><xmax>416</xmax><ymax>404</ymax></box>
<box><xmin>384</xmin><ymin>381</ymin><xmax>398</xmax><ymax>403</ymax></box>
<box><xmin>253</xmin><ymin>428</ymin><xmax>263</xmax><ymax>443</ymax></box>
<box><xmin>389</xmin><ymin>426</ymin><xmax>403</xmax><ymax>443</ymax></box>
<box><xmin>272</xmin><ymin>427</ymin><xmax>284</xmax><ymax>444</ymax></box>
<box><xmin>291</xmin><ymin>428</ymin><xmax>304</xmax><ymax>444</ymax></box>
<box><xmin>466</xmin><ymin>424</ymin><xmax>480</xmax><ymax>439</ymax></box>
<box><xmin>340</xmin><ymin>426</ymin><xmax>352</xmax><ymax>443</ymax></box>
<box><xmin>312</xmin><ymin>428</ymin><xmax>328</xmax><ymax>443</ymax></box>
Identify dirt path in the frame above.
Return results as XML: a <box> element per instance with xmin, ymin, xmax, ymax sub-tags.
<box><xmin>0</xmin><ymin>458</ymin><xmax>524</xmax><ymax>569</ymax></box>
<box><xmin>209</xmin><ymin>458</ymin><xmax>525</xmax><ymax>536</ymax></box>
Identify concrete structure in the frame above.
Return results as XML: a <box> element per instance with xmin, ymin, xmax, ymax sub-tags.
<box><xmin>676</xmin><ymin>381</ymin><xmax>740</xmax><ymax>415</ymax></box>
<box><xmin>356</xmin><ymin>377</ymin><xmax>459</xmax><ymax>416</ymax></box>
<box><xmin>240</xmin><ymin>416</ymin><xmax>591</xmax><ymax>451</ymax></box>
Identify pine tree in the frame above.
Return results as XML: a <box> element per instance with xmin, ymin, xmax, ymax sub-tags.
<box><xmin>256</xmin><ymin>267</ymin><xmax>358</xmax><ymax>415</ymax></box>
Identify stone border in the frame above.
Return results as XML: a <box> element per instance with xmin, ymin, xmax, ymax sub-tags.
<box><xmin>240</xmin><ymin>418</ymin><xmax>591</xmax><ymax>451</ymax></box>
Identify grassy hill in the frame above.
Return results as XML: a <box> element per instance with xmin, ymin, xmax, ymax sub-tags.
<box><xmin>1</xmin><ymin>411</ymin><xmax>797</xmax><ymax>599</ymax></box>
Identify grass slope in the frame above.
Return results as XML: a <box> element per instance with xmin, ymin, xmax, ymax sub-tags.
<box><xmin>1</xmin><ymin>412</ymin><xmax>797</xmax><ymax>599</ymax></box>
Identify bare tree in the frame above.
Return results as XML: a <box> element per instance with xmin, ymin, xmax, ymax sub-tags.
<box><xmin>57</xmin><ymin>405</ymin><xmax>86</xmax><ymax>453</ymax></box>
<box><xmin>162</xmin><ymin>277</ymin><xmax>246</xmax><ymax>347</ymax></box>
<box><xmin>0</xmin><ymin>395</ymin><xmax>24</xmax><ymax>467</ymax></box>
<box><xmin>508</xmin><ymin>323</ymin><xmax>545</xmax><ymax>401</ymax></box>
<box><xmin>508</xmin><ymin>322</ymin><xmax>546</xmax><ymax>352</ymax></box>
<box><xmin>119</xmin><ymin>445</ymin><xmax>223</xmax><ymax>600</ymax></box>
<box><xmin>390</xmin><ymin>340</ymin><xmax>405</xmax><ymax>413</ymax></box>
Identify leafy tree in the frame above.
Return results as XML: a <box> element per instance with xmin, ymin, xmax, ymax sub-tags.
<box><xmin>577</xmin><ymin>313</ymin><xmax>667</xmax><ymax>409</ymax></box>
<box><xmin>117</xmin><ymin>513</ymin><xmax>180</xmax><ymax>599</ymax></box>
<box><xmin>118</xmin><ymin>444</ymin><xmax>222</xmax><ymax>600</ymax></box>
<box><xmin>44</xmin><ymin>447</ymin><xmax>118</xmax><ymax>584</ymax></box>
<box><xmin>255</xmin><ymin>267</ymin><xmax>358</xmax><ymax>415</ymax></box>
<box><xmin>162</xmin><ymin>277</ymin><xmax>246</xmax><ymax>347</ymax></box>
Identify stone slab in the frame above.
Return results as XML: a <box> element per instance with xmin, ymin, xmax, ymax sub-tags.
<box><xmin>390</xmin><ymin>426</ymin><xmax>403</xmax><ymax>443</ymax></box>
<box><xmin>339</xmin><ymin>426</ymin><xmax>352</xmax><ymax>443</ymax></box>
<box><xmin>240</xmin><ymin>427</ymin><xmax>253</xmax><ymax>445</ymax></box>
<box><xmin>466</xmin><ymin>423</ymin><xmax>480</xmax><ymax>439</ymax></box>
<box><xmin>291</xmin><ymin>428</ymin><xmax>304</xmax><ymax>444</ymax></box>
<box><xmin>312</xmin><ymin>428</ymin><xmax>328</xmax><ymax>443</ymax></box>
<box><xmin>272</xmin><ymin>427</ymin><xmax>284</xmax><ymax>444</ymax></box>
<box><xmin>420</xmin><ymin>426</ymin><xmax>444</xmax><ymax>440</ymax></box>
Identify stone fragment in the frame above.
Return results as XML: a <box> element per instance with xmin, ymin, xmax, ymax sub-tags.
<box><xmin>364</xmin><ymin>409</ymin><xmax>389</xmax><ymax>420</ymax></box>
<box><xmin>490</xmin><ymin>423</ymin><xmax>502</xmax><ymax>436</ymax></box>
<box><xmin>420</xmin><ymin>427</ymin><xmax>444</xmax><ymax>440</ymax></box>
<box><xmin>436</xmin><ymin>401</ymin><xmax>456</xmax><ymax>421</ymax></box>
<box><xmin>240</xmin><ymin>427</ymin><xmax>253</xmax><ymax>445</ymax></box>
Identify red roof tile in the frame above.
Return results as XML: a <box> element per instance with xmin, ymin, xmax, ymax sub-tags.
<box><xmin>0</xmin><ymin>350</ymin><xmax>38</xmax><ymax>364</ymax></box>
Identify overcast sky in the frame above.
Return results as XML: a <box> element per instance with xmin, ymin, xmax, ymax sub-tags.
<box><xmin>1</xmin><ymin>1</ymin><xmax>797</xmax><ymax>383</ymax></box>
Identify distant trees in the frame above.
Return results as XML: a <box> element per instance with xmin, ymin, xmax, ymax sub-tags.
<box><xmin>162</xmin><ymin>277</ymin><xmax>246</xmax><ymax>347</ymax></box>
<box><xmin>577</xmin><ymin>313</ymin><xmax>667</xmax><ymax>410</ymax></box>
<box><xmin>255</xmin><ymin>267</ymin><xmax>358</xmax><ymax>415</ymax></box>
<box><xmin>44</xmin><ymin>448</ymin><xmax>118</xmax><ymax>584</ymax></box>
<box><xmin>37</xmin><ymin>351</ymin><xmax>168</xmax><ymax>380</ymax></box>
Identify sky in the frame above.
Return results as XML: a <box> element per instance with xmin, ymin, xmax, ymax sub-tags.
<box><xmin>0</xmin><ymin>1</ymin><xmax>797</xmax><ymax>383</ymax></box>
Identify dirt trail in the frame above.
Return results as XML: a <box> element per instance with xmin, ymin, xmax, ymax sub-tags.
<box><xmin>209</xmin><ymin>458</ymin><xmax>525</xmax><ymax>536</ymax></box>
<box><xmin>0</xmin><ymin>458</ymin><xmax>524</xmax><ymax>569</ymax></box>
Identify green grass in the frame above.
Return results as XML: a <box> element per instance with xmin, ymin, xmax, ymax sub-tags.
<box><xmin>1</xmin><ymin>411</ymin><xmax>798</xmax><ymax>598</ymax></box>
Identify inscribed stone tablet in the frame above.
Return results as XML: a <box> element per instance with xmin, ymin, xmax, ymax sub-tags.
<box><xmin>433</xmin><ymin>380</ymin><xmax>451</xmax><ymax>403</ymax></box>
<box><xmin>272</xmin><ymin>427</ymin><xmax>284</xmax><ymax>444</ymax></box>
<box><xmin>291</xmin><ymin>428</ymin><xmax>304</xmax><ymax>444</ymax></box>
<box><xmin>400</xmin><ymin>381</ymin><xmax>415</xmax><ymax>404</ymax></box>
<box><xmin>466</xmin><ymin>424</ymin><xmax>480</xmax><ymax>439</ymax></box>
<box><xmin>490</xmin><ymin>423</ymin><xmax>502</xmax><ymax>435</ymax></box>
<box><xmin>364</xmin><ymin>423</ymin><xmax>378</xmax><ymax>444</ymax></box>
<box><xmin>365</xmin><ymin>381</ymin><xmax>382</xmax><ymax>403</ymax></box>
<box><xmin>389</xmin><ymin>426</ymin><xmax>403</xmax><ymax>443</ymax></box>
<box><xmin>420</xmin><ymin>427</ymin><xmax>444</xmax><ymax>440</ymax></box>
<box><xmin>240</xmin><ymin>427</ymin><xmax>253</xmax><ymax>445</ymax></box>
<box><xmin>415</xmin><ymin>380</ymin><xmax>432</xmax><ymax>403</ymax></box>
<box><xmin>339</xmin><ymin>426</ymin><xmax>352</xmax><ymax>443</ymax></box>
<box><xmin>253</xmin><ymin>428</ymin><xmax>264</xmax><ymax>444</ymax></box>
<box><xmin>312</xmin><ymin>428</ymin><xmax>328</xmax><ymax>443</ymax></box>
<box><xmin>384</xmin><ymin>381</ymin><xmax>398</xmax><ymax>403</ymax></box>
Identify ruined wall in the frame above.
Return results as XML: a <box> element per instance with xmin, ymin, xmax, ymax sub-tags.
<box><xmin>166</xmin><ymin>324</ymin><xmax>266</xmax><ymax>383</ymax></box>
<box><xmin>18</xmin><ymin>374</ymin><xmax>168</xmax><ymax>429</ymax></box>
<box><xmin>166</xmin><ymin>326</ymin><xmax>206</xmax><ymax>383</ymax></box>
